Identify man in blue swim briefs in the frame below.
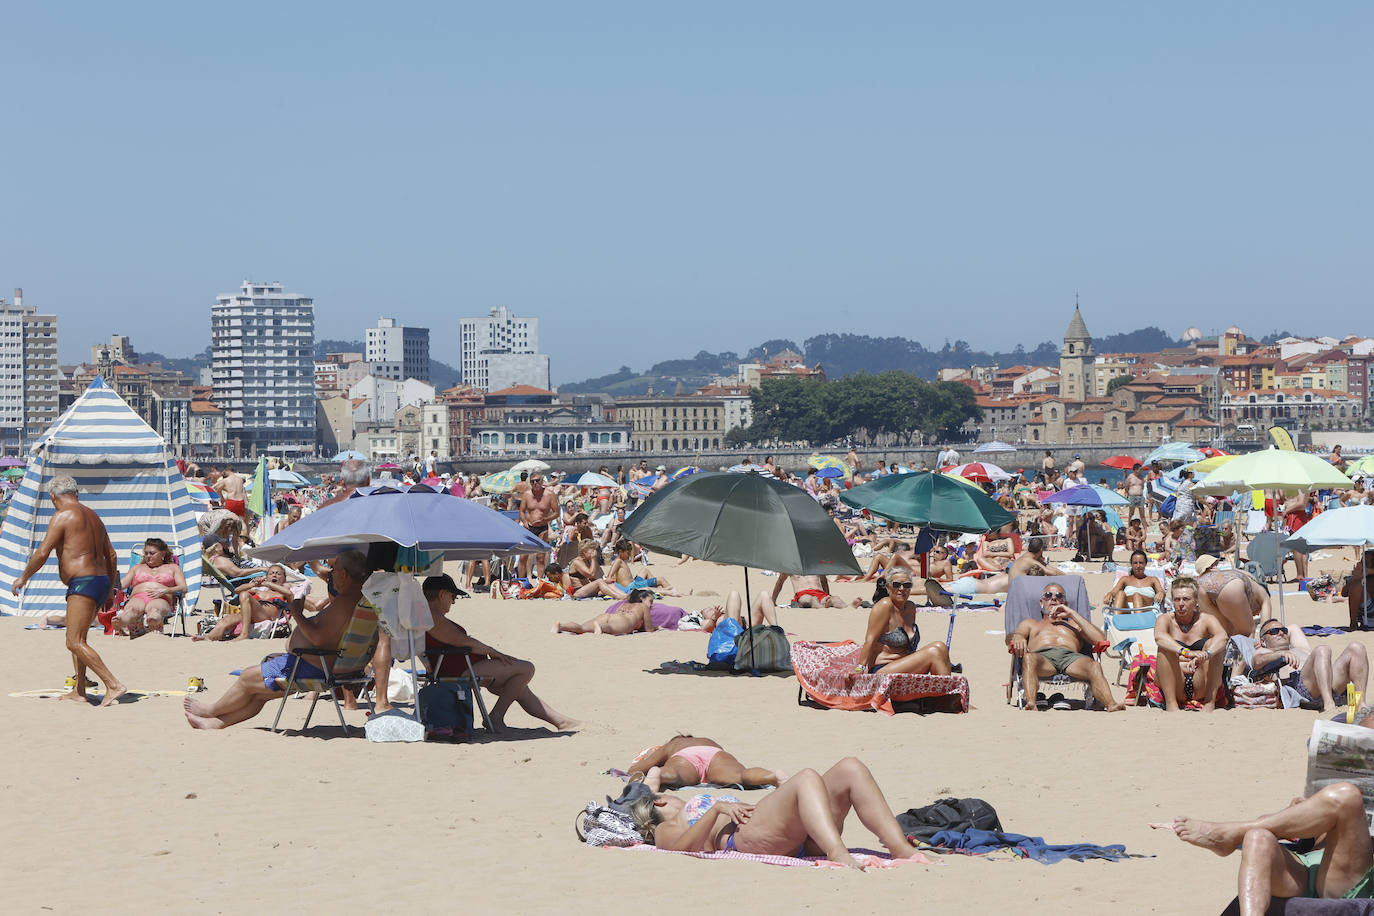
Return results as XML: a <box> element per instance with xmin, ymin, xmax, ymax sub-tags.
<box><xmin>12</xmin><ymin>475</ymin><xmax>126</xmax><ymax>707</ymax></box>
<box><xmin>183</xmin><ymin>550</ymin><xmax>372</xmax><ymax>729</ymax></box>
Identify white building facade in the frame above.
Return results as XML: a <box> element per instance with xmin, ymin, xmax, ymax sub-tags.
<box><xmin>459</xmin><ymin>307</ymin><xmax>542</xmax><ymax>391</ymax></box>
<box><xmin>210</xmin><ymin>281</ymin><xmax>316</xmax><ymax>454</ymax></box>
<box><xmin>347</xmin><ymin>375</ymin><xmax>436</xmax><ymax>425</ymax></box>
<box><xmin>366</xmin><ymin>317</ymin><xmax>430</xmax><ymax>382</ymax></box>
<box><xmin>0</xmin><ymin>289</ymin><xmax>60</xmax><ymax>451</ymax></box>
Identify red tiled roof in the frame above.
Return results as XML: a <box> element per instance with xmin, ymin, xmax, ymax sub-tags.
<box><xmin>1129</xmin><ymin>408</ymin><xmax>1185</xmax><ymax>422</ymax></box>
<box><xmin>485</xmin><ymin>385</ymin><xmax>555</xmax><ymax>396</ymax></box>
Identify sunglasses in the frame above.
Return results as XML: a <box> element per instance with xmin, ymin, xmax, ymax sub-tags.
<box><xmin>888</xmin><ymin>581</ymin><xmax>913</xmax><ymax>589</ymax></box>
<box><xmin>1042</xmin><ymin>592</ymin><xmax>1066</xmax><ymax>601</ymax></box>
<box><xmin>1263</xmin><ymin>626</ymin><xmax>1289</xmax><ymax>637</ymax></box>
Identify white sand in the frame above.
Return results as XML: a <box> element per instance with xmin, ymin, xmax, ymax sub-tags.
<box><xmin>3</xmin><ymin>545</ymin><xmax>1366</xmax><ymax>914</ymax></box>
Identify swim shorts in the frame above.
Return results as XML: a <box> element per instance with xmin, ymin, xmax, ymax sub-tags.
<box><xmin>629</xmin><ymin>576</ymin><xmax>659</xmax><ymax>590</ymax></box>
<box><xmin>260</xmin><ymin>652</ymin><xmax>329</xmax><ymax>690</ymax></box>
<box><xmin>225</xmin><ymin>498</ymin><xmax>246</xmax><ymax>518</ymax></box>
<box><xmin>1033</xmin><ymin>646</ymin><xmax>1090</xmax><ymax>675</ymax></box>
<box><xmin>793</xmin><ymin>588</ymin><xmax>829</xmax><ymax>603</ymax></box>
<box><xmin>1129</xmin><ymin>494</ymin><xmax>1145</xmax><ymax>508</ymax></box>
<box><xmin>1295</xmin><ymin>849</ymin><xmax>1374</xmax><ymax>898</ymax></box>
<box><xmin>66</xmin><ymin>574</ymin><xmax>111</xmax><ymax>604</ymax></box>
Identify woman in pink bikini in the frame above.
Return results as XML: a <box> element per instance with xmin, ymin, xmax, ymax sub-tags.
<box><xmin>626</xmin><ymin>736</ymin><xmax>786</xmax><ymax>791</ymax></box>
<box><xmin>115</xmin><ymin>538</ymin><xmax>186</xmax><ymax>636</ymax></box>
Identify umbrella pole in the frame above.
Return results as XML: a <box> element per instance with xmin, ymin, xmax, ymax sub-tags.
<box><xmin>744</xmin><ymin>567</ymin><xmax>759</xmax><ymax>677</ymax></box>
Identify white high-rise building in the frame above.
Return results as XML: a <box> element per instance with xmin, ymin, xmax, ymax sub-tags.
<box><xmin>459</xmin><ymin>307</ymin><xmax>542</xmax><ymax>391</ymax></box>
<box><xmin>0</xmin><ymin>288</ymin><xmax>59</xmax><ymax>450</ymax></box>
<box><xmin>365</xmin><ymin>317</ymin><xmax>430</xmax><ymax>382</ymax></box>
<box><xmin>211</xmin><ymin>281</ymin><xmax>316</xmax><ymax>453</ymax></box>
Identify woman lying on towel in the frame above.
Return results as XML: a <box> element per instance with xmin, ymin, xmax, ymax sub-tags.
<box><xmin>849</xmin><ymin>571</ymin><xmax>953</xmax><ymax>678</ymax></box>
<box><xmin>627</xmin><ymin>736</ymin><xmax>786</xmax><ymax>791</ymax></box>
<box><xmin>627</xmin><ymin>757</ymin><xmax>923</xmax><ymax>870</ymax></box>
<box><xmin>552</xmin><ymin>589</ymin><xmax>684</xmax><ymax>635</ymax></box>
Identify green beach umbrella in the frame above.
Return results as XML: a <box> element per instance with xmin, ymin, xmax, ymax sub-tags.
<box><xmin>1</xmin><ymin>467</ymin><xmax>25</xmax><ymax>479</ymax></box>
<box><xmin>840</xmin><ymin>471</ymin><xmax>1015</xmax><ymax>533</ymax></box>
<box><xmin>481</xmin><ymin>469</ymin><xmax>522</xmax><ymax>494</ymax></box>
<box><xmin>1192</xmin><ymin>449</ymin><xmax>1353</xmax><ymax>497</ymax></box>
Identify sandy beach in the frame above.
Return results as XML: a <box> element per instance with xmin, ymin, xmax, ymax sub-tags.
<box><xmin>3</xmin><ymin>544</ymin><xmax>1367</xmax><ymax>915</ymax></box>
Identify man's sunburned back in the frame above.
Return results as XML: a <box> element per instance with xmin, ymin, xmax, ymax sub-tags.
<box><xmin>53</xmin><ymin>502</ymin><xmax>110</xmax><ymax>581</ymax></box>
<box><xmin>1008</xmin><ymin>553</ymin><xmax>1051</xmax><ymax>580</ymax></box>
<box><xmin>218</xmin><ymin>471</ymin><xmax>245</xmax><ymax>500</ymax></box>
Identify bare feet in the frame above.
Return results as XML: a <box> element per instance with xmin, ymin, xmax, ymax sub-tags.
<box><xmin>553</xmin><ymin>716</ymin><xmax>582</xmax><ymax>732</ymax></box>
<box><xmin>1105</xmin><ymin>702</ymin><xmax>1127</xmax><ymax>712</ymax></box>
<box><xmin>1172</xmin><ymin>817</ymin><xmax>1241</xmax><ymax>856</ymax></box>
<box><xmin>98</xmin><ymin>684</ymin><xmax>128</xmax><ymax>708</ymax></box>
<box><xmin>183</xmin><ymin>699</ymin><xmax>223</xmax><ymax>729</ymax></box>
<box><xmin>771</xmin><ymin>769</ymin><xmax>789</xmax><ymax>786</ymax></box>
<box><xmin>191</xmin><ymin>634</ymin><xmax>208</xmax><ymax>642</ymax></box>
<box><xmin>59</xmin><ymin>689</ymin><xmax>90</xmax><ymax>704</ymax></box>
<box><xmin>833</xmin><ymin>851</ymin><xmax>867</xmax><ymax>871</ymax></box>
<box><xmin>644</xmin><ymin>766</ymin><xmax>663</xmax><ymax>791</ymax></box>
<box><xmin>374</xmin><ymin>700</ymin><xmax>393</xmax><ymax>714</ymax></box>
<box><xmin>850</xmin><ymin>597</ymin><xmax>864</xmax><ymax>608</ymax></box>
<box><xmin>593</xmin><ymin>622</ymin><xmax>603</xmax><ymax>635</ymax></box>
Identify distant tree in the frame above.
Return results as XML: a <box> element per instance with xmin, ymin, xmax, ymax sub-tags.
<box><xmin>1106</xmin><ymin>374</ymin><xmax>1135</xmax><ymax>395</ymax></box>
<box><xmin>724</xmin><ymin>426</ymin><xmax>751</xmax><ymax>447</ymax></box>
<box><xmin>749</xmin><ymin>377</ymin><xmax>827</xmax><ymax>443</ymax></box>
<box><xmin>746</xmin><ymin>339</ymin><xmax>801</xmax><ymax>361</ymax></box>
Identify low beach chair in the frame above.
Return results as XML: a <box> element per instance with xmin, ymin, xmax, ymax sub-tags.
<box><xmin>422</xmin><ymin>645</ymin><xmax>497</xmax><ymax>733</ymax></box>
<box><xmin>792</xmin><ymin>640</ymin><xmax>968</xmax><ymax>714</ymax></box>
<box><xmin>1244</xmin><ymin>532</ymin><xmax>1296</xmax><ymax>584</ymax></box>
<box><xmin>269</xmin><ymin>598</ymin><xmax>380</xmax><ymax>736</ymax></box>
<box><xmin>1102</xmin><ymin>607</ymin><xmax>1161</xmax><ymax>686</ymax></box>
<box><xmin>1004</xmin><ymin>575</ymin><xmax>1105</xmax><ymax>709</ymax></box>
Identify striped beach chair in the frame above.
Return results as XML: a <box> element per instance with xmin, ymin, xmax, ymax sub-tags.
<box><xmin>269</xmin><ymin>598</ymin><xmax>381</xmax><ymax>736</ymax></box>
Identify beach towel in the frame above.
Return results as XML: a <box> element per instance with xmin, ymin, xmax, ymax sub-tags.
<box><xmin>614</xmin><ymin>844</ymin><xmax>933</xmax><ymax>869</ymax></box>
<box><xmin>924</xmin><ymin>829</ymin><xmax>1149</xmax><ymax>863</ymax></box>
<box><xmin>792</xmin><ymin>640</ymin><xmax>969</xmax><ymax>715</ymax></box>
<box><xmin>1303</xmin><ymin>626</ymin><xmax>1355</xmax><ymax>638</ymax></box>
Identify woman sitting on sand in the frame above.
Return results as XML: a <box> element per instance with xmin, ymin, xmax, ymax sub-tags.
<box><xmin>194</xmin><ymin>564</ymin><xmax>294</xmax><ymax>642</ymax></box>
<box><xmin>114</xmin><ymin>538</ymin><xmax>187</xmax><ymax>636</ymax></box>
<box><xmin>628</xmin><ymin>736</ymin><xmax>786</xmax><ymax>791</ymax></box>
<box><xmin>563</xmin><ymin>540</ymin><xmax>626</xmax><ymax>599</ymax></box>
<box><xmin>626</xmin><ymin>757</ymin><xmax>925</xmax><ymax>870</ymax></box>
<box><xmin>554</xmin><ymin>589</ymin><xmax>684</xmax><ymax>635</ymax></box>
<box><xmin>1102</xmin><ymin>550</ymin><xmax>1165</xmax><ymax>610</ymax></box>
<box><xmin>848</xmin><ymin>569</ymin><xmax>953</xmax><ymax>678</ymax></box>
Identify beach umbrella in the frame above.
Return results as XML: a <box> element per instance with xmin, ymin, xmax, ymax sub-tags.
<box><xmin>1345</xmin><ymin>456</ymin><xmax>1374</xmax><ymax>479</ymax></box>
<box><xmin>480</xmin><ymin>469</ymin><xmax>522</xmax><ymax>494</ymax></box>
<box><xmin>331</xmin><ymin>449</ymin><xmax>367</xmax><ymax>462</ymax></box>
<box><xmin>185</xmin><ymin>479</ymin><xmax>215</xmax><ymax>505</ymax></box>
<box><xmin>565</xmin><ymin>471</ymin><xmax>618</xmax><ymax>488</ymax></box>
<box><xmin>726</xmin><ymin>463</ymin><xmax>763</xmax><ymax>474</ymax></box>
<box><xmin>942</xmin><ymin>461</ymin><xmax>1012</xmax><ymax>483</ymax></box>
<box><xmin>1040</xmin><ymin>484</ymin><xmax>1129</xmax><ymax>507</ymax></box>
<box><xmin>815</xmin><ymin>466</ymin><xmax>847</xmax><ymax>479</ymax></box>
<box><xmin>269</xmin><ymin>468</ymin><xmax>310</xmax><ymax>488</ymax></box>
<box><xmin>1144</xmin><ymin>443</ymin><xmax>1206</xmax><ymax>465</ymax></box>
<box><xmin>1183</xmin><ymin>454</ymin><xmax>1238</xmax><ymax>475</ymax></box>
<box><xmin>510</xmin><ymin>458</ymin><xmax>550</xmax><ymax>473</ymax></box>
<box><xmin>0</xmin><ymin>457</ymin><xmax>26</xmax><ymax>468</ymax></box>
<box><xmin>807</xmin><ymin>454</ymin><xmax>852</xmax><ymax>480</ymax></box>
<box><xmin>840</xmin><ymin>471</ymin><xmax>1015</xmax><ymax>533</ymax></box>
<box><xmin>1281</xmin><ymin>505</ymin><xmax>1374</xmax><ymax>553</ymax></box>
<box><xmin>247</xmin><ymin>483</ymin><xmax>548</xmax><ymax>564</ymax></box>
<box><xmin>1199</xmin><ymin>447</ymin><xmax>1230</xmax><ymax>457</ymax></box>
<box><xmin>671</xmin><ymin>466</ymin><xmax>701</xmax><ymax>480</ymax></box>
<box><xmin>973</xmin><ymin>441</ymin><xmax>1017</xmax><ymax>453</ymax></box>
<box><xmin>376</xmin><ymin>462</ymin><xmax>403</xmax><ymax>471</ymax></box>
<box><xmin>1193</xmin><ymin>449</ymin><xmax>1354</xmax><ymax>497</ymax></box>
<box><xmin>2</xmin><ymin>467</ymin><xmax>27</xmax><ymax>479</ymax></box>
<box><xmin>620</xmin><ymin>471</ymin><xmax>860</xmax><ymax>674</ymax></box>
<box><xmin>1100</xmin><ymin>455</ymin><xmax>1143</xmax><ymax>471</ymax></box>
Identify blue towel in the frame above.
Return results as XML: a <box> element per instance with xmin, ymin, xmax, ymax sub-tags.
<box><xmin>1302</xmin><ymin>625</ymin><xmax>1354</xmax><ymax>637</ymax></box>
<box><xmin>927</xmin><ymin>829</ymin><xmax>1148</xmax><ymax>863</ymax></box>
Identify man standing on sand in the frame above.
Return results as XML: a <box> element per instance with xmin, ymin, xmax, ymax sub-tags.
<box><xmin>12</xmin><ymin>476</ymin><xmax>127</xmax><ymax>707</ymax></box>
<box><xmin>215</xmin><ymin>465</ymin><xmax>247</xmax><ymax>519</ymax></box>
<box><xmin>518</xmin><ymin>473</ymin><xmax>557</xmax><ymax>579</ymax></box>
<box><xmin>1125</xmin><ymin>464</ymin><xmax>1146</xmax><ymax>524</ymax></box>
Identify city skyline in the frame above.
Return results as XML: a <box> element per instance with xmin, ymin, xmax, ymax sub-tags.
<box><xmin>8</xmin><ymin>4</ymin><xmax>1372</xmax><ymax>383</ymax></box>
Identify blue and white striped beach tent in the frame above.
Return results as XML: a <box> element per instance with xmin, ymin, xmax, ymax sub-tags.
<box><xmin>0</xmin><ymin>377</ymin><xmax>202</xmax><ymax>617</ymax></box>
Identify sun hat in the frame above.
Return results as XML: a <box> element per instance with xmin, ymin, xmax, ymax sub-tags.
<box><xmin>1195</xmin><ymin>554</ymin><xmax>1221</xmax><ymax>576</ymax></box>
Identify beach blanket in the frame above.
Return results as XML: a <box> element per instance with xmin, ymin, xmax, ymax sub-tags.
<box><xmin>1303</xmin><ymin>626</ymin><xmax>1356</xmax><ymax>638</ymax></box>
<box><xmin>924</xmin><ymin>829</ymin><xmax>1149</xmax><ymax>864</ymax></box>
<box><xmin>792</xmin><ymin>640</ymin><xmax>969</xmax><ymax>715</ymax></box>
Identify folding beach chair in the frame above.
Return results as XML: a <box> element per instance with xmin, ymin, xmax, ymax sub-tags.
<box><xmin>422</xmin><ymin>645</ymin><xmax>497</xmax><ymax>733</ymax></box>
<box><xmin>1244</xmin><ymin>532</ymin><xmax>1296</xmax><ymax>584</ymax></box>
<box><xmin>1102</xmin><ymin>607</ymin><xmax>1161</xmax><ymax>686</ymax></box>
<box><xmin>269</xmin><ymin>598</ymin><xmax>380</xmax><ymax>736</ymax></box>
<box><xmin>118</xmin><ymin>548</ymin><xmax>191</xmax><ymax>638</ymax></box>
<box><xmin>1004</xmin><ymin>575</ymin><xmax>1105</xmax><ymax>709</ymax></box>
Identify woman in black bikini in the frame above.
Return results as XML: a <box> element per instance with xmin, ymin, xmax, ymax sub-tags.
<box><xmin>849</xmin><ymin>570</ymin><xmax>953</xmax><ymax>678</ymax></box>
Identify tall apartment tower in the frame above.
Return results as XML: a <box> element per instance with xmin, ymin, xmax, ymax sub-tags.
<box><xmin>366</xmin><ymin>317</ymin><xmax>430</xmax><ymax>382</ymax></box>
<box><xmin>459</xmin><ymin>306</ymin><xmax>540</xmax><ymax>391</ymax></box>
<box><xmin>1059</xmin><ymin>306</ymin><xmax>1094</xmax><ymax>403</ymax></box>
<box><xmin>0</xmin><ymin>288</ymin><xmax>60</xmax><ymax>449</ymax></box>
<box><xmin>210</xmin><ymin>281</ymin><xmax>316</xmax><ymax>454</ymax></box>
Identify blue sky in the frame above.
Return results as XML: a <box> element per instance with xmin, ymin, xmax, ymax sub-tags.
<box><xmin>5</xmin><ymin>3</ymin><xmax>1371</xmax><ymax>382</ymax></box>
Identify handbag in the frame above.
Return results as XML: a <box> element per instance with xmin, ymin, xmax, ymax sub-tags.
<box><xmin>732</xmin><ymin>625</ymin><xmax>793</xmax><ymax>673</ymax></box>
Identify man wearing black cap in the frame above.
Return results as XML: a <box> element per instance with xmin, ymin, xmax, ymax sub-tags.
<box><xmin>422</xmin><ymin>574</ymin><xmax>578</xmax><ymax>731</ymax></box>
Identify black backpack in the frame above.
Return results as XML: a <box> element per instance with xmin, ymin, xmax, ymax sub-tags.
<box><xmin>896</xmin><ymin>797</ymin><xmax>1003</xmax><ymax>842</ymax></box>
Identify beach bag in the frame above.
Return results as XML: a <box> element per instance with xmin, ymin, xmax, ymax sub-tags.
<box><xmin>897</xmin><ymin>797</ymin><xmax>1003</xmax><ymax>843</ymax></box>
<box><xmin>1128</xmin><ymin>654</ymin><xmax>1164</xmax><ymax>707</ymax></box>
<box><xmin>417</xmin><ymin>681</ymin><xmax>474</xmax><ymax>738</ymax></box>
<box><xmin>364</xmin><ymin>709</ymin><xmax>425</xmax><ymax>743</ymax></box>
<box><xmin>732</xmin><ymin>625</ymin><xmax>792</xmax><ymax>673</ymax></box>
<box><xmin>707</xmin><ymin>618</ymin><xmax>745</xmax><ymax>664</ymax></box>
<box><xmin>1308</xmin><ymin>574</ymin><xmax>1337</xmax><ymax>601</ymax></box>
<box><xmin>1230</xmin><ymin>680</ymin><xmax>1279</xmax><ymax>709</ymax></box>
<box><xmin>1159</xmin><ymin>495</ymin><xmax>1177</xmax><ymax>520</ymax></box>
